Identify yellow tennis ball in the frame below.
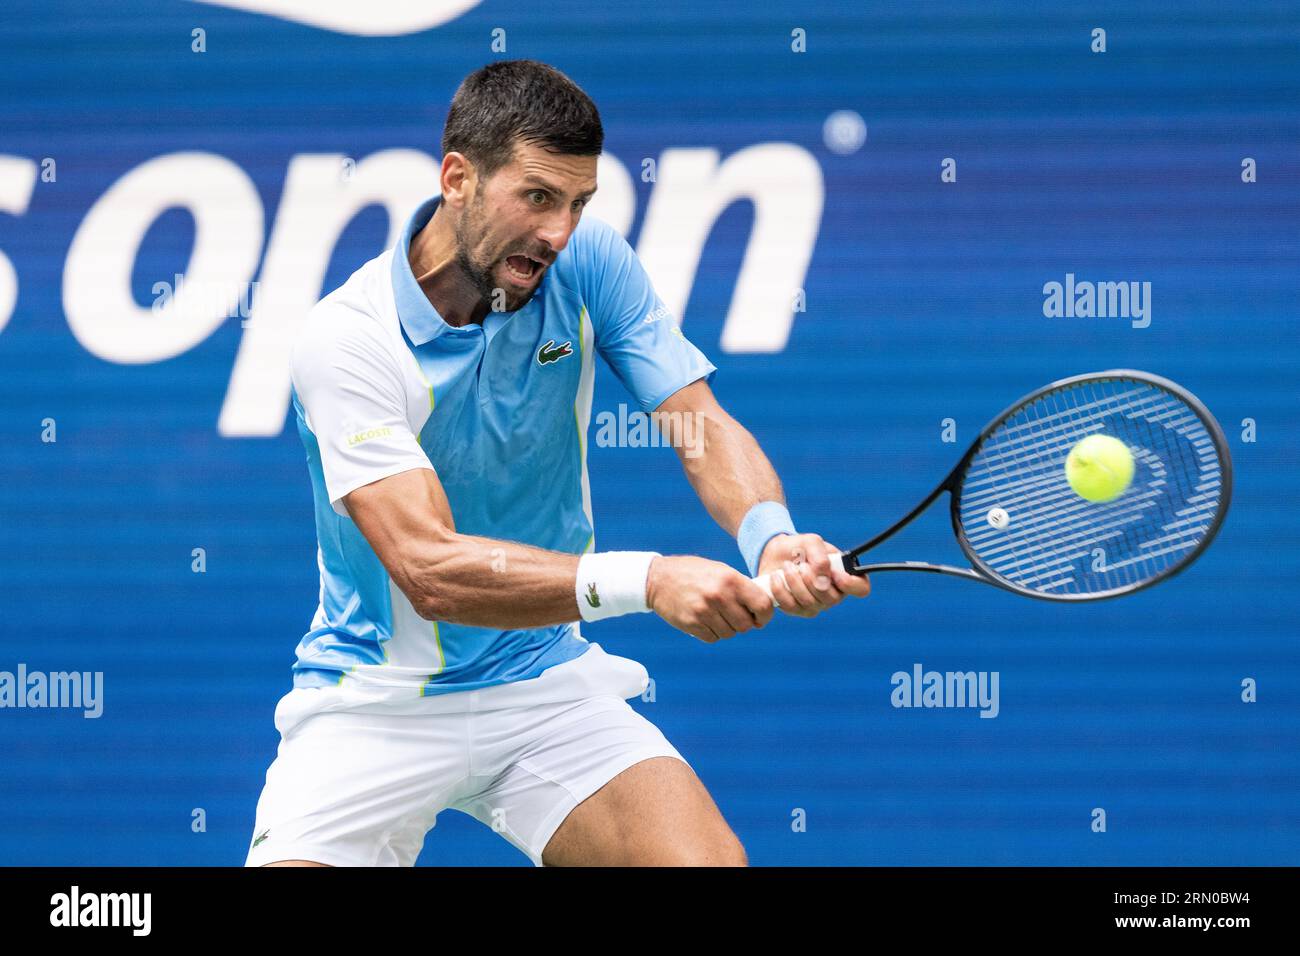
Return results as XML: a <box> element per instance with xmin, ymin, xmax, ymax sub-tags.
<box><xmin>1065</xmin><ymin>434</ymin><xmax>1134</xmax><ymax>502</ymax></box>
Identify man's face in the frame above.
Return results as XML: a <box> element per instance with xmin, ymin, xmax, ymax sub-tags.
<box><xmin>453</xmin><ymin>141</ymin><xmax>598</xmax><ymax>312</ymax></box>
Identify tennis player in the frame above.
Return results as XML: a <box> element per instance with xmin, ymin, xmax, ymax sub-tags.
<box><xmin>245</xmin><ymin>59</ymin><xmax>870</xmax><ymax>868</ymax></box>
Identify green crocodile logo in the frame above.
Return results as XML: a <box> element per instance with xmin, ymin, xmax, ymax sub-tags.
<box><xmin>584</xmin><ymin>582</ymin><xmax>601</xmax><ymax>608</ymax></box>
<box><xmin>537</xmin><ymin>339</ymin><xmax>574</xmax><ymax>365</ymax></box>
<box><xmin>253</xmin><ymin>829</ymin><xmax>270</xmax><ymax>848</ymax></box>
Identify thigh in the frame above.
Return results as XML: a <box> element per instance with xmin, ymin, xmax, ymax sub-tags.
<box><xmin>543</xmin><ymin>756</ymin><xmax>746</xmax><ymax>867</ymax></box>
<box><xmin>457</xmin><ymin>695</ymin><xmax>745</xmax><ymax>866</ymax></box>
<box><xmin>245</xmin><ymin>695</ymin><xmax>468</xmax><ymax>867</ymax></box>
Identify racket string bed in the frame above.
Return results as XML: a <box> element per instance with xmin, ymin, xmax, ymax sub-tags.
<box><xmin>955</xmin><ymin>374</ymin><xmax>1227</xmax><ymax>599</ymax></box>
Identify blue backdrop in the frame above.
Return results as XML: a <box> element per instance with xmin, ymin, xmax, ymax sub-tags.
<box><xmin>1</xmin><ymin>1</ymin><xmax>1296</xmax><ymax>865</ymax></box>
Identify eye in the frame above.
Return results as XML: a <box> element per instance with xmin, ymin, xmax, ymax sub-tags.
<box><xmin>527</xmin><ymin>190</ymin><xmax>548</xmax><ymax>206</ymax></box>
<box><xmin>572</xmin><ymin>198</ymin><xmax>587</xmax><ymax>212</ymax></box>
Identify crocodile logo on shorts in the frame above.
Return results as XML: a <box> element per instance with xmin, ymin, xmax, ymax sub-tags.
<box><xmin>584</xmin><ymin>582</ymin><xmax>601</xmax><ymax>608</ymax></box>
<box><xmin>537</xmin><ymin>339</ymin><xmax>574</xmax><ymax>366</ymax></box>
<box><xmin>253</xmin><ymin>829</ymin><xmax>270</xmax><ymax>848</ymax></box>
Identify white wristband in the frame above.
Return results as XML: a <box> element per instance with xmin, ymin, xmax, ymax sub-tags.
<box><xmin>576</xmin><ymin>551</ymin><xmax>660</xmax><ymax>622</ymax></box>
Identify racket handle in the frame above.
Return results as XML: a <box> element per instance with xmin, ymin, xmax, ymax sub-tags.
<box><xmin>753</xmin><ymin>551</ymin><xmax>845</xmax><ymax>607</ymax></box>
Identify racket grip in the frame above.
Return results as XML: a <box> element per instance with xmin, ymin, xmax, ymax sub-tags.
<box><xmin>752</xmin><ymin>551</ymin><xmax>845</xmax><ymax>607</ymax></box>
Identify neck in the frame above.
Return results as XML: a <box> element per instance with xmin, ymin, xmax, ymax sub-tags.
<box><xmin>407</xmin><ymin>203</ymin><xmax>491</xmax><ymax>327</ymax></box>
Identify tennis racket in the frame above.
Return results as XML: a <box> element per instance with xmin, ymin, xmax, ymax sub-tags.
<box><xmin>755</xmin><ymin>369</ymin><xmax>1232</xmax><ymax>602</ymax></box>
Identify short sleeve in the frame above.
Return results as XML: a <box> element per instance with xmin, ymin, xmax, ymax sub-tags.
<box><xmin>290</xmin><ymin>307</ymin><xmax>434</xmax><ymax>518</ymax></box>
<box><xmin>578</xmin><ymin>219</ymin><xmax>717</xmax><ymax>411</ymax></box>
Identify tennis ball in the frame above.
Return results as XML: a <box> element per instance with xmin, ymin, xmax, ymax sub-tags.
<box><xmin>1065</xmin><ymin>434</ymin><xmax>1134</xmax><ymax>502</ymax></box>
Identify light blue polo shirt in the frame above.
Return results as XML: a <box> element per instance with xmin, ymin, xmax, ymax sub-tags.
<box><xmin>286</xmin><ymin>196</ymin><xmax>716</xmax><ymax>696</ymax></box>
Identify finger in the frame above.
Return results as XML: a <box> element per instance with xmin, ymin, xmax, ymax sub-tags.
<box><xmin>715</xmin><ymin>597</ymin><xmax>753</xmax><ymax>635</ymax></box>
<box><xmin>803</xmin><ymin>553</ymin><xmax>844</xmax><ymax>606</ymax></box>
<box><xmin>738</xmin><ymin>579</ymin><xmax>776</xmax><ymax>627</ymax></box>
<box><xmin>703</xmin><ymin>610</ymin><xmax>737</xmax><ymax>640</ymax></box>
<box><xmin>783</xmin><ymin>559</ymin><xmax>818</xmax><ymax>613</ymax></box>
<box><xmin>768</xmin><ymin>567</ymin><xmax>795</xmax><ymax>613</ymax></box>
<box><xmin>821</xmin><ymin>545</ymin><xmax>854</xmax><ymax>591</ymax></box>
<box><xmin>796</xmin><ymin>567</ymin><xmax>840</xmax><ymax>612</ymax></box>
<box><xmin>691</xmin><ymin>620</ymin><xmax>722</xmax><ymax>643</ymax></box>
<box><xmin>822</xmin><ymin>545</ymin><xmax>869</xmax><ymax>597</ymax></box>
<box><xmin>840</xmin><ymin>571</ymin><xmax>872</xmax><ymax>597</ymax></box>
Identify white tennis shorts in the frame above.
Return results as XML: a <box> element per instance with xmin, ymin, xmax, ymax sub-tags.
<box><xmin>244</xmin><ymin>642</ymin><xmax>688</xmax><ymax>867</ymax></box>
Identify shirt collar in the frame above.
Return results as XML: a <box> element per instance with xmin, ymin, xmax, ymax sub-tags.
<box><xmin>391</xmin><ymin>195</ymin><xmax>461</xmax><ymax>347</ymax></box>
<box><xmin>392</xmin><ymin>195</ymin><xmax>546</xmax><ymax>346</ymax></box>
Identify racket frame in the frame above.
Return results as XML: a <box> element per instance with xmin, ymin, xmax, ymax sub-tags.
<box><xmin>835</xmin><ymin>369</ymin><xmax>1233</xmax><ymax>601</ymax></box>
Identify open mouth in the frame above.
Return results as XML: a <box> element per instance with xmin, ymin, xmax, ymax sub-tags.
<box><xmin>504</xmin><ymin>254</ymin><xmax>545</xmax><ymax>284</ymax></box>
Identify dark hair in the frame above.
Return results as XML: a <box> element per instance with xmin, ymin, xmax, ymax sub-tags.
<box><xmin>442</xmin><ymin>60</ymin><xmax>603</xmax><ymax>180</ymax></box>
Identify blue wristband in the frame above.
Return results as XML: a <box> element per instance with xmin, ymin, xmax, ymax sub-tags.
<box><xmin>737</xmin><ymin>501</ymin><xmax>797</xmax><ymax>577</ymax></box>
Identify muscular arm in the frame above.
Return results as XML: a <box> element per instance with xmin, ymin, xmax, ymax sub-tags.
<box><xmin>345</xmin><ymin>468</ymin><xmax>582</xmax><ymax>629</ymax></box>
<box><xmin>344</xmin><ymin>465</ymin><xmax>773</xmax><ymax>640</ymax></box>
<box><xmin>654</xmin><ymin>379</ymin><xmax>785</xmax><ymax>538</ymax></box>
<box><xmin>656</xmin><ymin>379</ymin><xmax>871</xmax><ymax>612</ymax></box>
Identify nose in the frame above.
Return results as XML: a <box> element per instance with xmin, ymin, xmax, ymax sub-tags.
<box><xmin>535</xmin><ymin>206</ymin><xmax>578</xmax><ymax>257</ymax></box>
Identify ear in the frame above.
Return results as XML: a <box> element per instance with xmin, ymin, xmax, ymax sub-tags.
<box><xmin>439</xmin><ymin>152</ymin><xmax>476</xmax><ymax>208</ymax></box>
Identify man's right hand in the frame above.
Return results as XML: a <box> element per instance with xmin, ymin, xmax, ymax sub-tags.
<box><xmin>645</xmin><ymin>555</ymin><xmax>775</xmax><ymax>642</ymax></box>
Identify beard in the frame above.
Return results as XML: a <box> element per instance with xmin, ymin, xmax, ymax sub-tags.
<box><xmin>453</xmin><ymin>191</ymin><xmax>536</xmax><ymax>313</ymax></box>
